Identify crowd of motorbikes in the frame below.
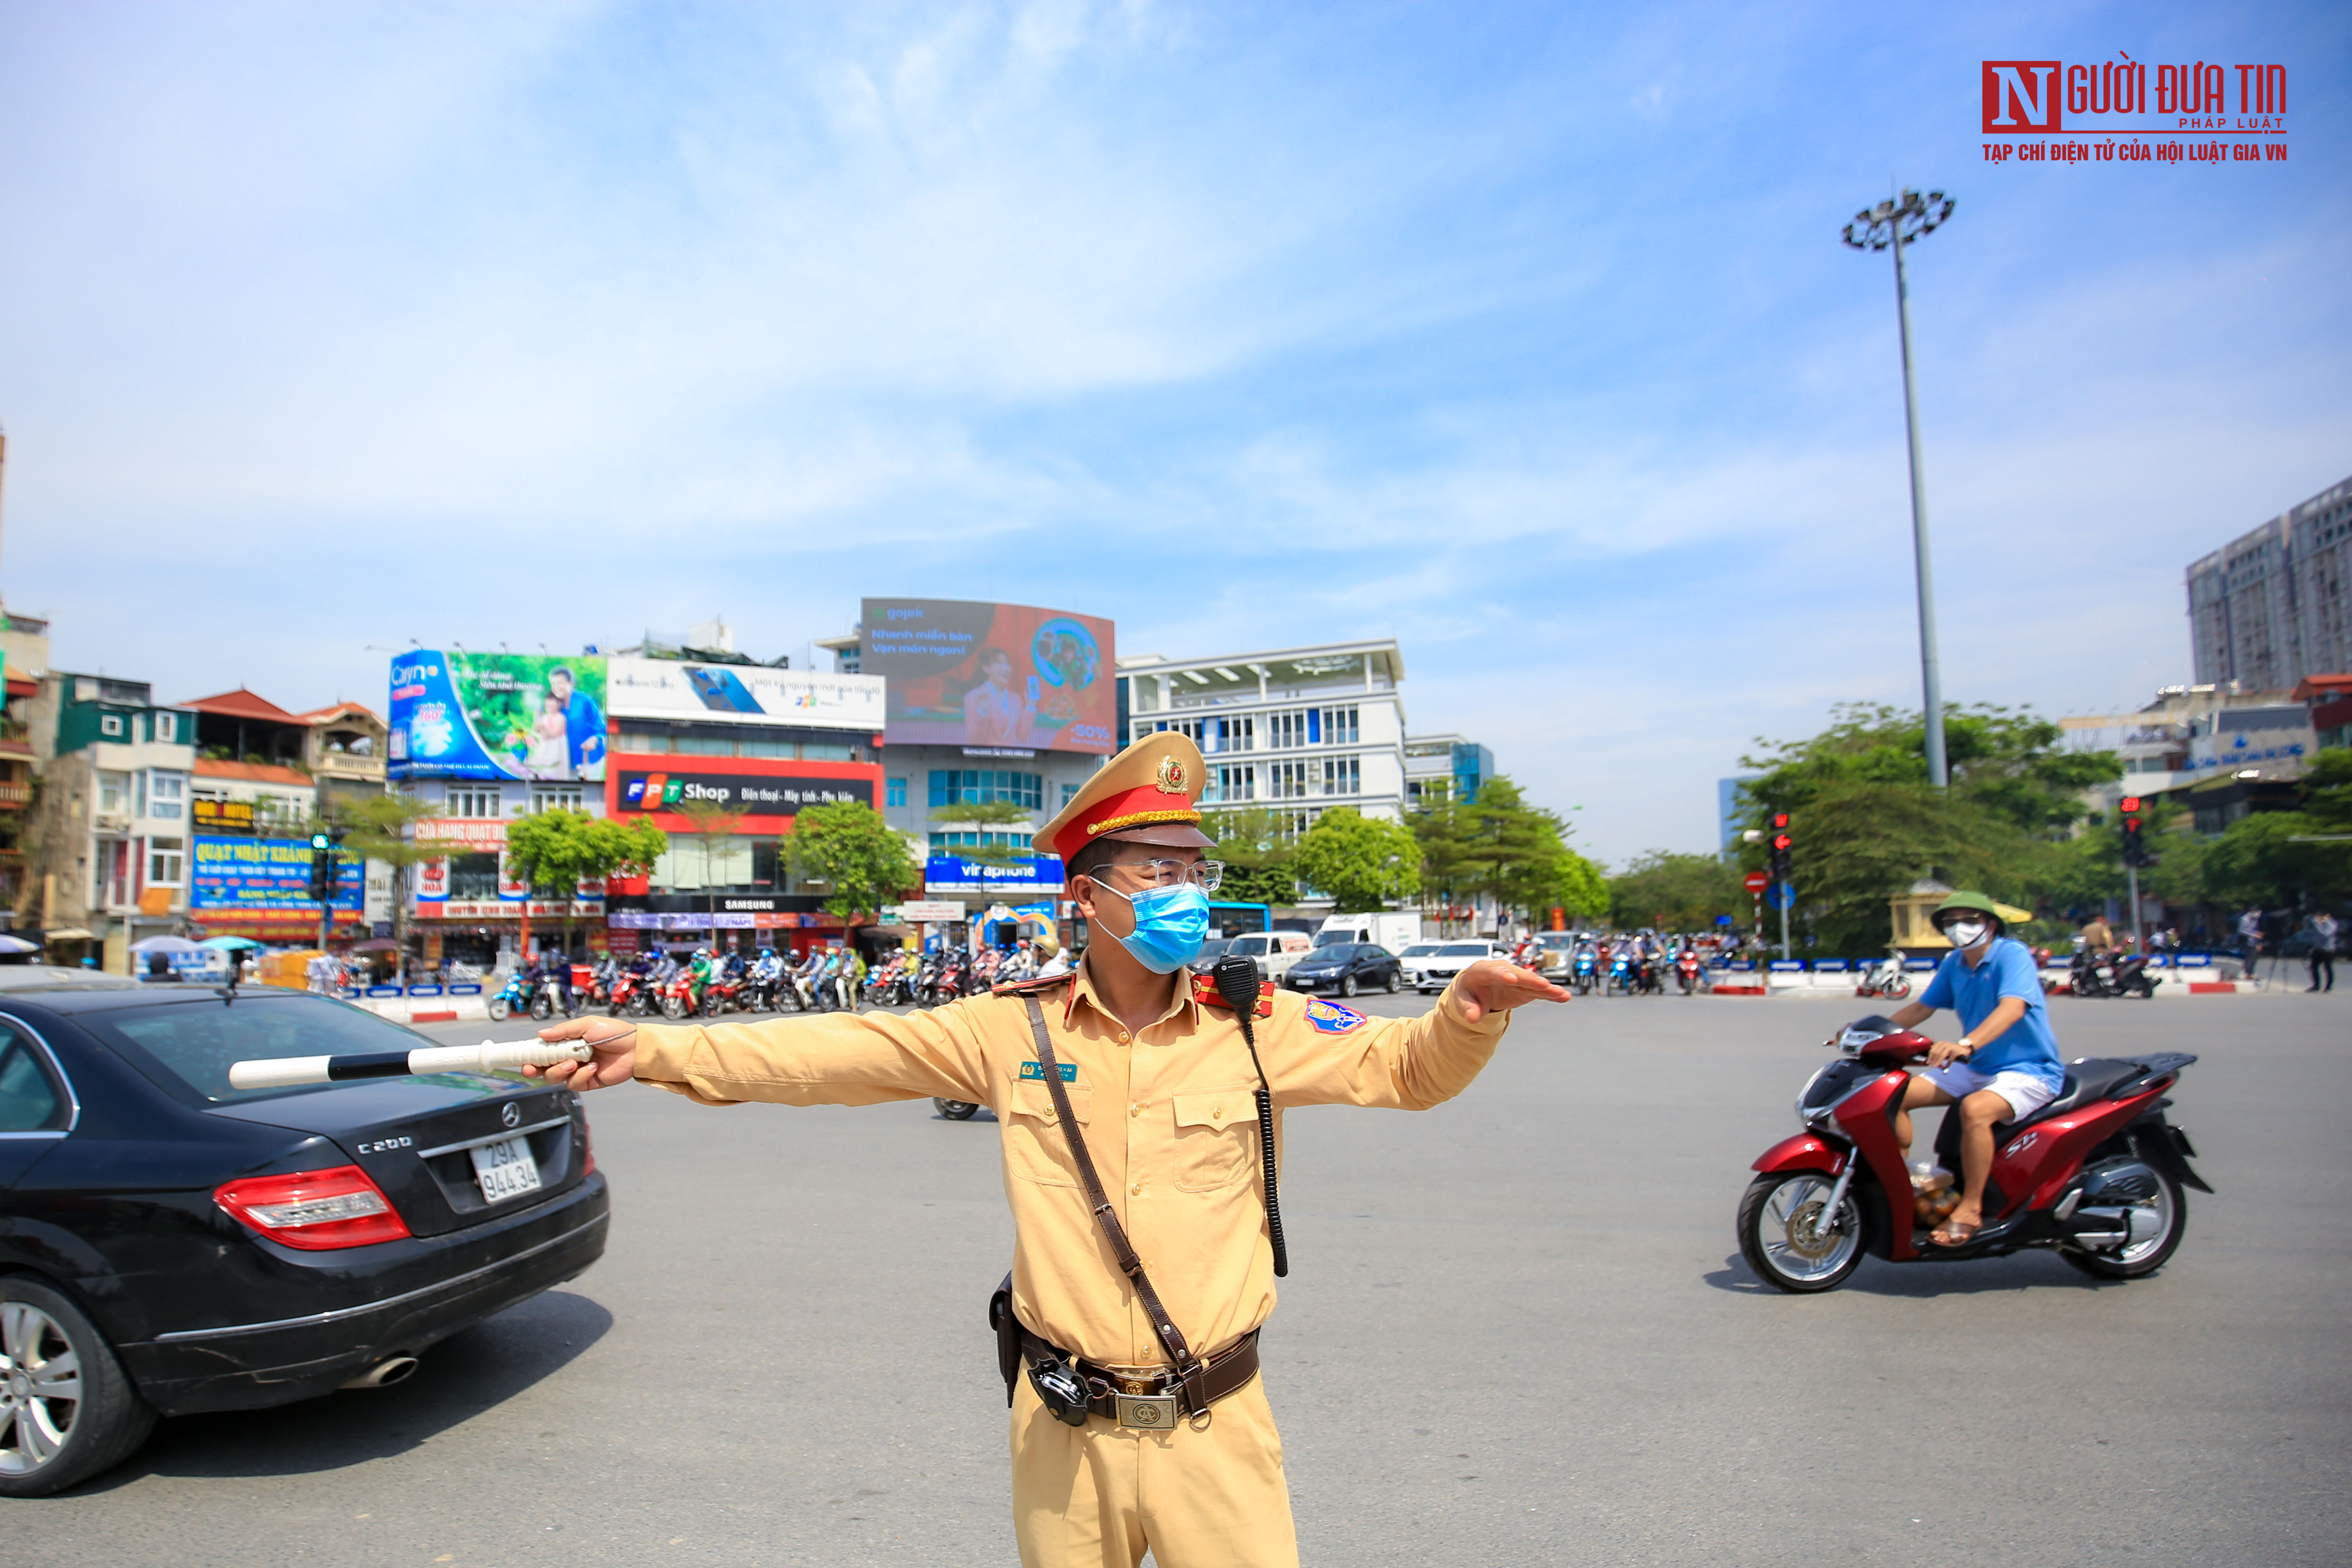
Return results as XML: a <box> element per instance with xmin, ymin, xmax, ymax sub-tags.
<box><xmin>486</xmin><ymin>939</ymin><xmax>1066</xmax><ymax>1023</ymax></box>
<box><xmin>1532</xmin><ymin>933</ymin><xmax>1721</xmax><ymax>997</ymax></box>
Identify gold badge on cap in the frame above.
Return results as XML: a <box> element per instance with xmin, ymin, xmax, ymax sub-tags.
<box><xmin>1154</xmin><ymin>755</ymin><xmax>1187</xmax><ymax>794</ymax></box>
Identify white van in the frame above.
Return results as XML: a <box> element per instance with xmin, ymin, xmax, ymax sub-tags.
<box><xmin>1314</xmin><ymin>912</ymin><xmax>1424</xmax><ymax>953</ymax></box>
<box><xmin>1225</xmin><ymin>930</ymin><xmax>1314</xmax><ymax>981</ymax></box>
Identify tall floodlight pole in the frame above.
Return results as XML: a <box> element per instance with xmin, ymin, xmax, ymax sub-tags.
<box><xmin>1843</xmin><ymin>189</ymin><xmax>1956</xmax><ymax>788</ymax></box>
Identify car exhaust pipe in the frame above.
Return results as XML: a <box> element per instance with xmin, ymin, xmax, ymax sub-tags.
<box><xmin>341</xmin><ymin>1355</ymin><xmax>420</xmax><ymax>1389</ymax></box>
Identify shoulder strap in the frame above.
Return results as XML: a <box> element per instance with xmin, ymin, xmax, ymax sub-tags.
<box><xmin>1022</xmin><ymin>996</ymin><xmax>1209</xmax><ymax>1413</ymax></box>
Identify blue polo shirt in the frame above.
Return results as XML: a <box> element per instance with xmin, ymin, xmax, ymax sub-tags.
<box><xmin>1917</xmin><ymin>937</ymin><xmax>2064</xmax><ymax>1089</ymax></box>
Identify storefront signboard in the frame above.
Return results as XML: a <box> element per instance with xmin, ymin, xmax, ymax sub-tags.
<box><xmin>192</xmin><ymin>836</ymin><xmax>361</xmax><ymax>912</ymax></box>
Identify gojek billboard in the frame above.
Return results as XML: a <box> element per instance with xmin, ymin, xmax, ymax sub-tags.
<box><xmin>389</xmin><ymin>652</ymin><xmax>608</xmax><ymax>782</ymax></box>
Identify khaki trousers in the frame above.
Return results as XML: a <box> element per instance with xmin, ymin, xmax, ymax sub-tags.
<box><xmin>1010</xmin><ymin>1372</ymin><xmax>1298</xmax><ymax>1568</ymax></box>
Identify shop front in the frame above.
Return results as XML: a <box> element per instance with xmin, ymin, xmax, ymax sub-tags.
<box><xmin>605</xmin><ymin>893</ymin><xmax>854</xmax><ymax>958</ymax></box>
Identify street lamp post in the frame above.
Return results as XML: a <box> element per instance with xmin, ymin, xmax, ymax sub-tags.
<box><xmin>1843</xmin><ymin>189</ymin><xmax>1957</xmax><ymax>788</ymax></box>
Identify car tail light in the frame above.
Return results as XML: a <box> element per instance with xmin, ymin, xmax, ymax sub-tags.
<box><xmin>215</xmin><ymin>1165</ymin><xmax>412</xmax><ymax>1250</ymax></box>
<box><xmin>582</xmin><ymin>1120</ymin><xmax>597</xmax><ymax>1176</ymax></box>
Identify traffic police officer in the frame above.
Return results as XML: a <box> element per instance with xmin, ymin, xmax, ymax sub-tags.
<box><xmin>533</xmin><ymin>732</ymin><xmax>1567</xmax><ymax>1568</ymax></box>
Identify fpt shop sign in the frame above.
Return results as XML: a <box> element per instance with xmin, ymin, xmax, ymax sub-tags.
<box><xmin>616</xmin><ymin>771</ymin><xmax>874</xmax><ymax>815</ymax></box>
<box><xmin>192</xmin><ymin>837</ymin><xmax>361</xmax><ymax>912</ymax></box>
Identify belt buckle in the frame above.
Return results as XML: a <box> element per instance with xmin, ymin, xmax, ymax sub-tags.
<box><xmin>1114</xmin><ymin>1391</ymin><xmax>1179</xmax><ymax>1431</ymax></box>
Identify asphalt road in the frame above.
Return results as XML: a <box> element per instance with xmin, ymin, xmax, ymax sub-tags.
<box><xmin>19</xmin><ymin>988</ymin><xmax>2350</xmax><ymax>1567</ymax></box>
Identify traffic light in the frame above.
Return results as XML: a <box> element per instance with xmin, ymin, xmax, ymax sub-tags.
<box><xmin>1768</xmin><ymin>814</ymin><xmax>1793</xmax><ymax>882</ymax></box>
<box><xmin>308</xmin><ymin>831</ymin><xmax>342</xmax><ymax>903</ymax></box>
<box><xmin>2119</xmin><ymin>797</ymin><xmax>2156</xmax><ymax>868</ymax></box>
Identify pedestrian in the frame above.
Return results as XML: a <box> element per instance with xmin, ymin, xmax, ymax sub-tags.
<box><xmin>528</xmin><ymin>734</ymin><xmax>1569</xmax><ymax>1568</ymax></box>
<box><xmin>2237</xmin><ymin>907</ymin><xmax>2266</xmax><ymax>978</ymax></box>
<box><xmin>2308</xmin><ymin>911</ymin><xmax>2339</xmax><ymax>994</ymax></box>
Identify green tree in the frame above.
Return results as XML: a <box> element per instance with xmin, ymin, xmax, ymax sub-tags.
<box><xmin>2203</xmin><ymin>810</ymin><xmax>2352</xmax><ymax>911</ymax></box>
<box><xmin>506</xmin><ymin>808</ymin><xmax>602</xmax><ymax>959</ymax></box>
<box><xmin>1412</xmin><ymin>778</ymin><xmax>1602</xmax><ymax>930</ymax></box>
<box><xmin>1204</xmin><ymin>806</ymin><xmax>1299</xmax><ymax>906</ymax></box>
<box><xmin>1606</xmin><ymin>850</ymin><xmax>1747</xmax><ymax>932</ymax></box>
<box><xmin>790</xmin><ymin>801</ymin><xmax>920</xmax><ymax>922</ymax></box>
<box><xmin>1291</xmin><ymin>808</ymin><xmax>1422</xmax><ymax>913</ymax></box>
<box><xmin>1738</xmin><ymin>703</ymin><xmax>2116</xmax><ymax>952</ymax></box>
<box><xmin>332</xmin><ymin>791</ymin><xmax>453</xmax><ymax>953</ymax></box>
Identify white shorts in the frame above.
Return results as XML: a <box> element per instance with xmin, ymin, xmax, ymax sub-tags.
<box><xmin>1917</xmin><ymin>1063</ymin><xmax>2060</xmax><ymax>1121</ymax></box>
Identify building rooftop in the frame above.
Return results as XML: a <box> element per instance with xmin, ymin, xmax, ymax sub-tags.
<box><xmin>292</xmin><ymin>700</ymin><xmax>384</xmax><ymax>726</ymax></box>
<box><xmin>1117</xmin><ymin>639</ymin><xmax>1405</xmax><ymax>693</ymax></box>
<box><xmin>192</xmin><ymin>758</ymin><xmax>314</xmax><ymax>788</ymax></box>
<box><xmin>178</xmin><ymin>688</ymin><xmax>304</xmax><ymax>725</ymax></box>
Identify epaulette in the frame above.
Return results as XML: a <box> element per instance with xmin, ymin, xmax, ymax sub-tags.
<box><xmin>1190</xmin><ymin>972</ymin><xmax>1275</xmax><ymax>1019</ymax></box>
<box><xmin>991</xmin><ymin>973</ymin><xmax>1075</xmax><ymax>997</ymax></box>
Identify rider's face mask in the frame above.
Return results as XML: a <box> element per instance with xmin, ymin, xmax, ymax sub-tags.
<box><xmin>1940</xmin><ymin>919</ymin><xmax>1992</xmax><ymax>951</ymax></box>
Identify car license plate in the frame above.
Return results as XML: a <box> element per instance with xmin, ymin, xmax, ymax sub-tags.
<box><xmin>470</xmin><ymin>1135</ymin><xmax>542</xmax><ymax>1203</ymax></box>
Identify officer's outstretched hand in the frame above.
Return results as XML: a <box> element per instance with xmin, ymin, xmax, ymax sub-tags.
<box><xmin>1454</xmin><ymin>959</ymin><xmax>1571</xmax><ymax>1023</ymax></box>
<box><xmin>522</xmin><ymin>1016</ymin><xmax>639</xmax><ymax>1091</ymax></box>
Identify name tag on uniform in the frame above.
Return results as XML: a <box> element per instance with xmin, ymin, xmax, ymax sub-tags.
<box><xmin>1019</xmin><ymin>1061</ymin><xmax>1077</xmax><ymax>1083</ymax></box>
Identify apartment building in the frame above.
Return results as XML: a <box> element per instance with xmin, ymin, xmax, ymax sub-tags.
<box><xmin>2187</xmin><ymin>472</ymin><xmax>2352</xmax><ymax>691</ymax></box>
<box><xmin>1116</xmin><ymin>640</ymin><xmax>1409</xmax><ymax>828</ymax></box>
<box><xmin>23</xmin><ymin>674</ymin><xmax>198</xmax><ymax>966</ymax></box>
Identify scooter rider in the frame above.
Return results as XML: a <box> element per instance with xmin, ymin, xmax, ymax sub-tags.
<box><xmin>1879</xmin><ymin>891</ymin><xmax>2067</xmax><ymax>1246</ymax></box>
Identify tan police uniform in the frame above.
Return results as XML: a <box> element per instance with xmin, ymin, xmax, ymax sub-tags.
<box><xmin>624</xmin><ymin>733</ymin><xmax>1512</xmax><ymax>1568</ymax></box>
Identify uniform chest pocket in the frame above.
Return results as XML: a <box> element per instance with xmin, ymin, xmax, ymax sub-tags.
<box><xmin>1002</xmin><ymin>1080</ymin><xmax>1092</xmax><ymax>1188</ymax></box>
<box><xmin>1171</xmin><ymin>1087</ymin><xmax>1259</xmax><ymax>1192</ymax></box>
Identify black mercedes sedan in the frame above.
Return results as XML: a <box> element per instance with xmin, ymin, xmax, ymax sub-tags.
<box><xmin>1281</xmin><ymin>943</ymin><xmax>1402</xmax><ymax>998</ymax></box>
<box><xmin>0</xmin><ymin>974</ymin><xmax>608</xmax><ymax>1495</ymax></box>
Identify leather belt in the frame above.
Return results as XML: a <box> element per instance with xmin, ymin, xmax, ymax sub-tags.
<box><xmin>1021</xmin><ymin>1325</ymin><xmax>1262</xmax><ymax>1430</ymax></box>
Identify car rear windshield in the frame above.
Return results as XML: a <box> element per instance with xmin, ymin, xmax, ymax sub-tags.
<box><xmin>1400</xmin><ymin>944</ymin><xmax>1441</xmax><ymax>957</ymax></box>
<box><xmin>80</xmin><ymin>994</ymin><xmax>431</xmax><ymax>1105</ymax></box>
<box><xmin>1437</xmin><ymin>943</ymin><xmax>1488</xmax><ymax>957</ymax></box>
<box><xmin>1196</xmin><ymin>939</ymin><xmax>1235</xmax><ymax>960</ymax></box>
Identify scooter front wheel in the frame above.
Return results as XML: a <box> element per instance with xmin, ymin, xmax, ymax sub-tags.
<box><xmin>1737</xmin><ymin>1171</ymin><xmax>1865</xmax><ymax>1293</ymax></box>
<box><xmin>934</xmin><ymin>1098</ymin><xmax>981</xmax><ymax>1121</ymax></box>
<box><xmin>487</xmin><ymin>997</ymin><xmax>512</xmax><ymax>1022</ymax></box>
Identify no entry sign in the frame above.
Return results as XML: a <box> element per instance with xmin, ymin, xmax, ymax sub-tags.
<box><xmin>1743</xmin><ymin>871</ymin><xmax>1770</xmax><ymax>893</ymax></box>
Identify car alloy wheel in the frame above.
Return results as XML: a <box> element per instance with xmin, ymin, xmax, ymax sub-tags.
<box><xmin>1340</xmin><ymin>975</ymin><xmax>1358</xmax><ymax>998</ymax></box>
<box><xmin>0</xmin><ymin>1280</ymin><xmax>156</xmax><ymax>1496</ymax></box>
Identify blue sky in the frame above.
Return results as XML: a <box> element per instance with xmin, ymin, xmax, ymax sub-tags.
<box><xmin>1</xmin><ymin>1</ymin><xmax>2345</xmax><ymax>864</ymax></box>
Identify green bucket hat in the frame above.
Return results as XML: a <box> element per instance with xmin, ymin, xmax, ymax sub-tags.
<box><xmin>1931</xmin><ymin>890</ymin><xmax>2005</xmax><ymax>928</ymax></box>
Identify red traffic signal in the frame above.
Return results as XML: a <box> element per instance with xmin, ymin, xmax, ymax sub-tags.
<box><xmin>1771</xmin><ymin>813</ymin><xmax>1791</xmax><ymax>829</ymax></box>
<box><xmin>1771</xmin><ymin>833</ymin><xmax>1792</xmax><ymax>852</ymax></box>
<box><xmin>2118</xmin><ymin>796</ymin><xmax>2142</xmax><ymax>814</ymax></box>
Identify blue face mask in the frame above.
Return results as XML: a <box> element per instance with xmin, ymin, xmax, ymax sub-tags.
<box><xmin>1092</xmin><ymin>881</ymin><xmax>1211</xmax><ymax>974</ymax></box>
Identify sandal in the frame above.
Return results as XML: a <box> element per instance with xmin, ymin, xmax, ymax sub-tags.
<box><xmin>1930</xmin><ymin>1219</ymin><xmax>1980</xmax><ymax>1247</ymax></box>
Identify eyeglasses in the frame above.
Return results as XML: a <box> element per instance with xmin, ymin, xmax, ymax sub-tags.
<box><xmin>1091</xmin><ymin>858</ymin><xmax>1224</xmax><ymax>893</ymax></box>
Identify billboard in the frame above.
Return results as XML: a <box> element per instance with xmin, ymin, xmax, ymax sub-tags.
<box><xmin>861</xmin><ymin>599</ymin><xmax>1114</xmax><ymax>754</ymax></box>
<box><xmin>191</xmin><ymin>836</ymin><xmax>361</xmax><ymax>912</ymax></box>
<box><xmin>388</xmin><ymin>652</ymin><xmax>608</xmax><ymax>782</ymax></box>
<box><xmin>606</xmin><ymin>656</ymin><xmax>883</xmax><ymax>731</ymax></box>
<box><xmin>615</xmin><ymin>768</ymin><xmax>874</xmax><ymax>817</ymax></box>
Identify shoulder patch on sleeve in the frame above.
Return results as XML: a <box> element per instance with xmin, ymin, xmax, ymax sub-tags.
<box><xmin>1190</xmin><ymin>972</ymin><xmax>1275</xmax><ymax>1018</ymax></box>
<box><xmin>1302</xmin><ymin>996</ymin><xmax>1367</xmax><ymax>1033</ymax></box>
<box><xmin>991</xmin><ymin>974</ymin><xmax>1076</xmax><ymax>998</ymax></box>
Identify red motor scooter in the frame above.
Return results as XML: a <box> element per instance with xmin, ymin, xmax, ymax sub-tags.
<box><xmin>1736</xmin><ymin>1015</ymin><xmax>2210</xmax><ymax>1293</ymax></box>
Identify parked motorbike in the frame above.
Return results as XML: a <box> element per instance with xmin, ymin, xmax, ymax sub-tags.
<box><xmin>1856</xmin><ymin>948</ymin><xmax>1913</xmax><ymax>1001</ymax></box>
<box><xmin>1736</xmin><ymin>1014</ymin><xmax>2208</xmax><ymax>1293</ymax></box>
<box><xmin>2069</xmin><ymin>948</ymin><xmax>2160</xmax><ymax>998</ymax></box>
